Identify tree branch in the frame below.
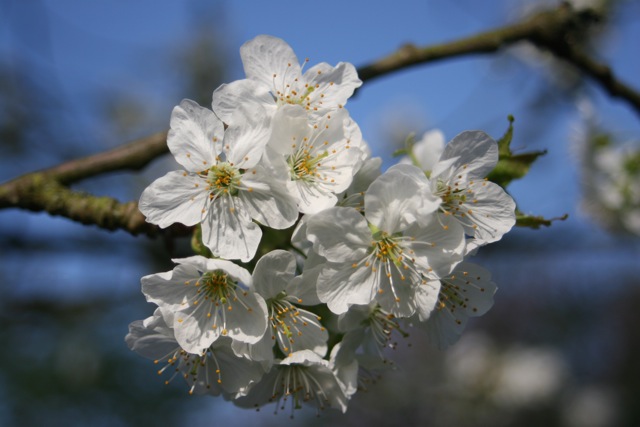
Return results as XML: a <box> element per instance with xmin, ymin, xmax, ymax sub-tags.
<box><xmin>1</xmin><ymin>3</ymin><xmax>638</xmax><ymax>236</ymax></box>
<box><xmin>46</xmin><ymin>130</ymin><xmax>169</xmax><ymax>185</ymax></box>
<box><xmin>0</xmin><ymin>169</ymin><xmax>188</xmax><ymax>237</ymax></box>
<box><xmin>358</xmin><ymin>4</ymin><xmax>640</xmax><ymax>116</ymax></box>
<box><xmin>0</xmin><ymin>131</ymin><xmax>180</xmax><ymax>237</ymax></box>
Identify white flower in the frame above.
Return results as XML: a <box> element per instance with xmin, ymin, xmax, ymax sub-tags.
<box><xmin>212</xmin><ymin>35</ymin><xmax>361</xmax><ymax>123</ymax></box>
<box><xmin>139</xmin><ymin>99</ymin><xmax>298</xmax><ymax>262</ymax></box>
<box><xmin>338</xmin><ymin>303</ymin><xmax>414</xmax><ymax>364</ymax></box>
<box><xmin>400</xmin><ymin>129</ymin><xmax>445</xmax><ymax>173</ymax></box>
<box><xmin>328</xmin><ymin>339</ymin><xmax>359</xmax><ymax>399</ymax></box>
<box><xmin>420</xmin><ymin>261</ymin><xmax>497</xmax><ymax>349</ymax></box>
<box><xmin>267</xmin><ymin>105</ymin><xmax>365</xmax><ymax>213</ymax></box>
<box><xmin>141</xmin><ymin>256</ymin><xmax>268</xmax><ymax>354</ymax></box>
<box><xmin>430</xmin><ymin>131</ymin><xmax>516</xmax><ymax>248</ymax></box>
<box><xmin>233</xmin><ymin>250</ymin><xmax>328</xmax><ymax>361</ymax></box>
<box><xmin>125</xmin><ymin>309</ymin><xmax>266</xmax><ymax>397</ymax></box>
<box><xmin>234</xmin><ymin>350</ymin><xmax>351</xmax><ymax>415</ymax></box>
<box><xmin>336</xmin><ymin>144</ymin><xmax>382</xmax><ymax>211</ymax></box>
<box><xmin>305</xmin><ymin>165</ymin><xmax>465</xmax><ymax>316</ymax></box>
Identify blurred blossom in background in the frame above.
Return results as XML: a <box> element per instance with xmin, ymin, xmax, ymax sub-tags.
<box><xmin>1</xmin><ymin>0</ymin><xmax>639</xmax><ymax>426</ymax></box>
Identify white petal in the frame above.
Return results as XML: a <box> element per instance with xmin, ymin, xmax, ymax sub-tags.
<box><xmin>240</xmin><ymin>35</ymin><xmax>301</xmax><ymax>90</ymax></box>
<box><xmin>337</xmin><ymin>156</ymin><xmax>382</xmax><ymax>208</ymax></box>
<box><xmin>436</xmin><ymin>131</ymin><xmax>498</xmax><ymax>179</ymax></box>
<box><xmin>231</xmin><ymin>331</ymin><xmax>276</xmax><ymax>364</ymax></box>
<box><xmin>141</xmin><ymin>263</ymin><xmax>199</xmax><ymax>313</ymax></box>
<box><xmin>239</xmin><ymin>168</ymin><xmax>298</xmax><ymax>229</ymax></box>
<box><xmin>201</xmin><ymin>196</ymin><xmax>262</xmax><ymax>262</ymax></box>
<box><xmin>173</xmin><ymin>288</ymin><xmax>267</xmax><ymax>352</ymax></box>
<box><xmin>459</xmin><ymin>180</ymin><xmax>516</xmax><ymax>245</ymax></box>
<box><xmin>212</xmin><ymin>79</ymin><xmax>274</xmax><ymax>124</ymax></box>
<box><xmin>337</xmin><ymin>305</ymin><xmax>371</xmax><ymax>332</ymax></box>
<box><xmin>139</xmin><ymin>171</ymin><xmax>208</xmax><ymax>228</ymax></box>
<box><xmin>288</xmin><ymin>258</ymin><xmax>324</xmax><ymax>306</ymax></box>
<box><xmin>125</xmin><ymin>318</ymin><xmax>179</xmax><ymax>361</ymax></box>
<box><xmin>305</xmin><ymin>207</ymin><xmax>370</xmax><ymax>263</ymax></box>
<box><xmin>234</xmin><ymin>350</ymin><xmax>349</xmax><ymax>412</ymax></box>
<box><xmin>374</xmin><ymin>266</ymin><xmax>438</xmax><ymax>318</ymax></box>
<box><xmin>329</xmin><ymin>338</ymin><xmax>359</xmax><ymax>398</ymax></box>
<box><xmin>289</xmin><ymin>179</ymin><xmax>338</xmax><ymax>214</ymax></box>
<box><xmin>210</xmin><ymin>339</ymin><xmax>268</xmax><ymax>396</ymax></box>
<box><xmin>274</xmin><ymin>307</ymin><xmax>328</xmax><ymax>357</ymax></box>
<box><xmin>223</xmin><ymin>291</ymin><xmax>269</xmax><ymax>344</ymax></box>
<box><xmin>223</xmin><ymin>103</ymin><xmax>272</xmax><ymax>169</ymax></box>
<box><xmin>443</xmin><ymin>262</ymin><xmax>497</xmax><ymax>317</ymax></box>
<box><xmin>413</xmin><ymin>279</ymin><xmax>442</xmax><ymax>321</ymax></box>
<box><xmin>412</xmin><ymin>129</ymin><xmax>446</xmax><ymax>172</ymax></box>
<box><xmin>304</xmin><ymin>61</ymin><xmax>362</xmax><ymax>116</ymax></box>
<box><xmin>408</xmin><ymin>213</ymin><xmax>466</xmax><ymax>278</ymax></box>
<box><xmin>365</xmin><ymin>164</ymin><xmax>440</xmax><ymax>232</ymax></box>
<box><xmin>317</xmin><ymin>263</ymin><xmax>379</xmax><ymax>314</ymax></box>
<box><xmin>251</xmin><ymin>249</ymin><xmax>297</xmax><ymax>299</ymax></box>
<box><xmin>168</xmin><ymin>99</ymin><xmax>222</xmax><ymax>172</ymax></box>
<box><xmin>266</xmin><ymin>104</ymin><xmax>309</xmax><ymax>155</ymax></box>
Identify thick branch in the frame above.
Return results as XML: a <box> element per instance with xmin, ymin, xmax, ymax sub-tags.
<box><xmin>0</xmin><ymin>173</ymin><xmax>187</xmax><ymax>236</ymax></box>
<box><xmin>48</xmin><ymin>130</ymin><xmax>168</xmax><ymax>185</ymax></box>
<box><xmin>358</xmin><ymin>4</ymin><xmax>640</xmax><ymax>116</ymax></box>
<box><xmin>0</xmin><ymin>131</ymin><xmax>175</xmax><ymax>237</ymax></box>
<box><xmin>540</xmin><ymin>41</ymin><xmax>640</xmax><ymax>114</ymax></box>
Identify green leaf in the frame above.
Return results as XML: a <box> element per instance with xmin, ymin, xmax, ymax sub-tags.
<box><xmin>488</xmin><ymin>115</ymin><xmax>547</xmax><ymax>188</ymax></box>
<box><xmin>488</xmin><ymin>149</ymin><xmax>547</xmax><ymax>188</ymax></box>
<box><xmin>515</xmin><ymin>212</ymin><xmax>568</xmax><ymax>229</ymax></box>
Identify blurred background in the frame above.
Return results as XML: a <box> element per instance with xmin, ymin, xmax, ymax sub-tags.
<box><xmin>1</xmin><ymin>0</ymin><xmax>639</xmax><ymax>426</ymax></box>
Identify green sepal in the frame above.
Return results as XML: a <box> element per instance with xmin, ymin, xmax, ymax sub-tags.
<box><xmin>393</xmin><ymin>133</ymin><xmax>422</xmax><ymax>168</ymax></box>
<box><xmin>497</xmin><ymin>115</ymin><xmax>515</xmax><ymax>156</ymax></box>
<box><xmin>191</xmin><ymin>224</ymin><xmax>213</xmax><ymax>257</ymax></box>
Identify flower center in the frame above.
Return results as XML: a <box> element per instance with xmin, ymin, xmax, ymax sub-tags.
<box><xmin>436</xmin><ymin>179</ymin><xmax>468</xmax><ymax>207</ymax></box>
<box><xmin>368</xmin><ymin>227</ymin><xmax>405</xmax><ymax>267</ymax></box>
<box><xmin>268</xmin><ymin>294</ymin><xmax>321</xmax><ymax>356</ymax></box>
<box><xmin>276</xmin><ymin>85</ymin><xmax>316</xmax><ymax>107</ymax></box>
<box><xmin>288</xmin><ymin>148</ymin><xmax>328</xmax><ymax>182</ymax></box>
<box><xmin>154</xmin><ymin>346</ymin><xmax>222</xmax><ymax>395</ymax></box>
<box><xmin>200</xmin><ymin>270</ymin><xmax>237</xmax><ymax>304</ymax></box>
<box><xmin>367</xmin><ymin>305</ymin><xmax>410</xmax><ymax>354</ymax></box>
<box><xmin>207</xmin><ymin>162</ymin><xmax>241</xmax><ymax>198</ymax></box>
<box><xmin>434</xmin><ymin>178</ymin><xmax>483</xmax><ymax>231</ymax></box>
<box><xmin>271</xmin><ymin>364</ymin><xmax>330</xmax><ymax>415</ymax></box>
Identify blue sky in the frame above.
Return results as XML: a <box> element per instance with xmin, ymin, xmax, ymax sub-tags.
<box><xmin>1</xmin><ymin>1</ymin><xmax>640</xmax><ymax>424</ymax></box>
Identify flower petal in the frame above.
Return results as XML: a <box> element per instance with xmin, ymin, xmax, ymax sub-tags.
<box><xmin>435</xmin><ymin>131</ymin><xmax>498</xmax><ymax>179</ymax></box>
<box><xmin>139</xmin><ymin>171</ymin><xmax>207</xmax><ymax>228</ymax></box>
<box><xmin>239</xmin><ymin>167</ymin><xmax>298</xmax><ymax>229</ymax></box>
<box><xmin>365</xmin><ymin>164</ymin><xmax>440</xmax><ymax>232</ymax></box>
<box><xmin>240</xmin><ymin>35</ymin><xmax>301</xmax><ymax>90</ymax></box>
<box><xmin>304</xmin><ymin>61</ymin><xmax>362</xmax><ymax>116</ymax></box>
<box><xmin>212</xmin><ymin>79</ymin><xmax>274</xmax><ymax>124</ymax></box>
<box><xmin>251</xmin><ymin>250</ymin><xmax>297</xmax><ymax>299</ymax></box>
<box><xmin>223</xmin><ymin>103</ymin><xmax>272</xmax><ymax>169</ymax></box>
<box><xmin>316</xmin><ymin>262</ymin><xmax>379</xmax><ymax>314</ymax></box>
<box><xmin>305</xmin><ymin>206</ymin><xmax>371</xmax><ymax>263</ymax></box>
<box><xmin>168</xmin><ymin>99</ymin><xmax>222</xmax><ymax>172</ymax></box>
<box><xmin>201</xmin><ymin>196</ymin><xmax>262</xmax><ymax>262</ymax></box>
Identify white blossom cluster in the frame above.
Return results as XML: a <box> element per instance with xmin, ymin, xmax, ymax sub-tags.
<box><xmin>126</xmin><ymin>35</ymin><xmax>517</xmax><ymax>416</ymax></box>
